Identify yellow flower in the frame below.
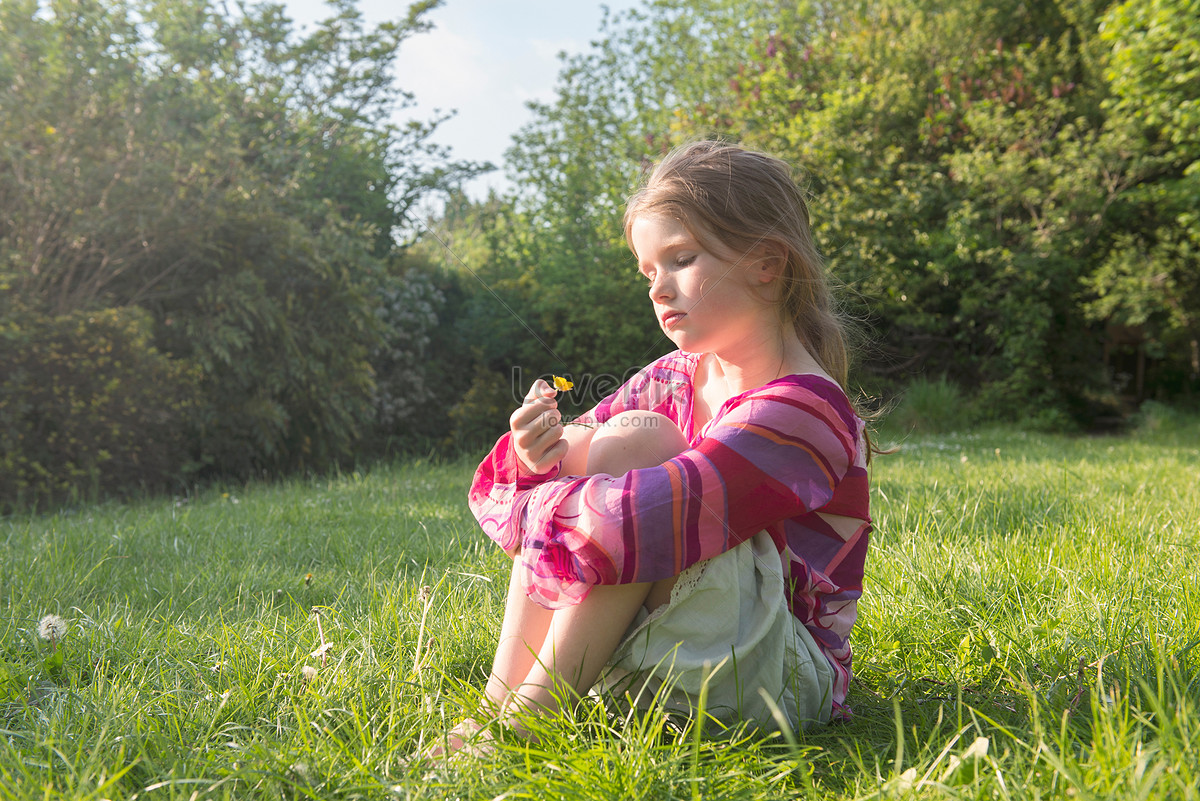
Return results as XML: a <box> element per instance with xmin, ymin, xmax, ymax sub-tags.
<box><xmin>552</xmin><ymin>375</ymin><xmax>574</xmax><ymax>392</ymax></box>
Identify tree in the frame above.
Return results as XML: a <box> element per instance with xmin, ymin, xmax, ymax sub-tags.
<box><xmin>0</xmin><ymin>0</ymin><xmax>473</xmax><ymax>496</ymax></box>
<box><xmin>449</xmin><ymin>0</ymin><xmax>786</xmax><ymax>423</ymax></box>
<box><xmin>1085</xmin><ymin>0</ymin><xmax>1200</xmax><ymax>394</ymax></box>
<box><xmin>425</xmin><ymin>0</ymin><xmax>1198</xmax><ymax>437</ymax></box>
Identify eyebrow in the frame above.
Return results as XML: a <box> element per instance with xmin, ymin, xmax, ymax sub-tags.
<box><xmin>640</xmin><ymin>234</ymin><xmax>695</xmax><ymax>258</ymax></box>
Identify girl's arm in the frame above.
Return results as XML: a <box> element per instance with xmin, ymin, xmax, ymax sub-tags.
<box><xmin>471</xmin><ymin>378</ymin><xmax>865</xmax><ymax>609</ymax></box>
<box><xmin>556</xmin><ymin>420</ymin><xmax>597</xmax><ymax>477</ymax></box>
<box><xmin>471</xmin><ymin>354</ymin><xmax>692</xmax><ymax>555</ymax></box>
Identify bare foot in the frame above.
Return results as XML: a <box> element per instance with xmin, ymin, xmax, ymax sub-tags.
<box><xmin>418</xmin><ymin>718</ymin><xmax>496</xmax><ymax>764</ymax></box>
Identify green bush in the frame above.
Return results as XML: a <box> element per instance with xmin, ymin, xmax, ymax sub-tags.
<box><xmin>890</xmin><ymin>375</ymin><xmax>975</xmax><ymax>434</ymax></box>
<box><xmin>0</xmin><ymin>308</ymin><xmax>200</xmax><ymax>512</ymax></box>
<box><xmin>446</xmin><ymin>370</ymin><xmax>517</xmax><ymax>453</ymax></box>
<box><xmin>1135</xmin><ymin>400</ymin><xmax>1190</xmax><ymax>433</ymax></box>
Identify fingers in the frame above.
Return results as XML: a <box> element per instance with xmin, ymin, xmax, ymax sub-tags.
<box><xmin>514</xmin><ymin>421</ymin><xmax>566</xmax><ymax>475</ymax></box>
<box><xmin>526</xmin><ymin>437</ymin><xmax>568</xmax><ymax>475</ymax></box>
<box><xmin>510</xmin><ymin>381</ymin><xmax>558</xmax><ymax>434</ymax></box>
<box><xmin>524</xmin><ymin>378</ymin><xmax>555</xmax><ymax>404</ymax></box>
<box><xmin>510</xmin><ymin>379</ymin><xmax>565</xmax><ymax>473</ymax></box>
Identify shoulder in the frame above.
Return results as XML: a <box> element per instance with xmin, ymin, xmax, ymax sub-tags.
<box><xmin>596</xmin><ymin>350</ymin><xmax>698</xmax><ymax>419</ymax></box>
<box><xmin>767</xmin><ymin>375</ymin><xmax>861</xmax><ymax>434</ymax></box>
<box><xmin>717</xmin><ymin>374</ymin><xmax>863</xmax><ymax>459</ymax></box>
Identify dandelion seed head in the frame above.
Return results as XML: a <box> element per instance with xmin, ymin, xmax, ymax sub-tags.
<box><xmin>301</xmin><ymin>665</ymin><xmax>318</xmax><ymax>683</ymax></box>
<box><xmin>37</xmin><ymin>614</ymin><xmax>68</xmax><ymax>642</ymax></box>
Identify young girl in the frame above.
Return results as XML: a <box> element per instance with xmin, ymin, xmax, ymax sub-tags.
<box><xmin>454</xmin><ymin>141</ymin><xmax>871</xmax><ymax>752</ymax></box>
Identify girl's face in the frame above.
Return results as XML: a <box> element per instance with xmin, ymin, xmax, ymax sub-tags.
<box><xmin>629</xmin><ymin>214</ymin><xmax>774</xmax><ymax>356</ymax></box>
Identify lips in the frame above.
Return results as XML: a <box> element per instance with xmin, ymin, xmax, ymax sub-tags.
<box><xmin>660</xmin><ymin>311</ymin><xmax>686</xmax><ymax>329</ymax></box>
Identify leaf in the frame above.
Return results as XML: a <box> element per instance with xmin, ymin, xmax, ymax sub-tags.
<box><xmin>42</xmin><ymin>648</ymin><xmax>65</xmax><ymax>681</ymax></box>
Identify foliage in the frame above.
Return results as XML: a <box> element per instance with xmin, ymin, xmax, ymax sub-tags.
<box><xmin>1084</xmin><ymin>0</ymin><xmax>1200</xmax><ymax>392</ymax></box>
<box><xmin>680</xmin><ymin>0</ymin><xmax>1122</xmax><ymax>419</ymax></box>
<box><xmin>0</xmin><ymin>0</ymin><xmax>476</xmax><ymax>484</ymax></box>
<box><xmin>366</xmin><ymin>255</ymin><xmax>449</xmax><ymax>452</ymax></box>
<box><xmin>0</xmin><ymin>307</ymin><xmax>200</xmax><ymax>512</ymax></box>
<box><xmin>418</xmin><ymin>1</ymin><xmax>789</xmax><ymax>440</ymax></box>
<box><xmin>3</xmin><ymin>432</ymin><xmax>1200</xmax><ymax>797</ymax></box>
<box><xmin>422</xmin><ymin>0</ymin><xmax>1198</xmax><ymax>435</ymax></box>
<box><xmin>888</xmin><ymin>375</ymin><xmax>974</xmax><ymax>434</ymax></box>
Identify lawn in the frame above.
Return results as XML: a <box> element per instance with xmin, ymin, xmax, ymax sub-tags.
<box><xmin>2</xmin><ymin>421</ymin><xmax>1199</xmax><ymax>799</ymax></box>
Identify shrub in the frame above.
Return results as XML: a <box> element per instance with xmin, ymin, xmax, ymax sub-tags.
<box><xmin>445</xmin><ymin>370</ymin><xmax>516</xmax><ymax>453</ymax></box>
<box><xmin>368</xmin><ymin>266</ymin><xmax>445</xmax><ymax>450</ymax></box>
<box><xmin>1135</xmin><ymin>400</ymin><xmax>1188</xmax><ymax>433</ymax></box>
<box><xmin>0</xmin><ymin>308</ymin><xmax>200</xmax><ymax>512</ymax></box>
<box><xmin>890</xmin><ymin>375</ymin><xmax>974</xmax><ymax>434</ymax></box>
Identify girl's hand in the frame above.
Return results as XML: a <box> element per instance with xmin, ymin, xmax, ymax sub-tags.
<box><xmin>510</xmin><ymin>379</ymin><xmax>568</xmax><ymax>475</ymax></box>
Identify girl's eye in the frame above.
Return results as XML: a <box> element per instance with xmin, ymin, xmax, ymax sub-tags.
<box><xmin>675</xmin><ymin>254</ymin><xmax>696</xmax><ymax>267</ymax></box>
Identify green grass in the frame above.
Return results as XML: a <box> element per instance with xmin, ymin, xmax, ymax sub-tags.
<box><xmin>2</xmin><ymin>422</ymin><xmax>1199</xmax><ymax>799</ymax></box>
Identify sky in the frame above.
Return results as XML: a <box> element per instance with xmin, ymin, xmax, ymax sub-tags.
<box><xmin>282</xmin><ymin>0</ymin><xmax>641</xmax><ymax>198</ymax></box>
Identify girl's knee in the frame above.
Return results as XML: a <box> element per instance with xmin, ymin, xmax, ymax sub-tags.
<box><xmin>586</xmin><ymin>411</ymin><xmax>688</xmax><ymax>476</ymax></box>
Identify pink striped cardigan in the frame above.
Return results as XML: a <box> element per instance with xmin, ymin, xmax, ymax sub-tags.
<box><xmin>468</xmin><ymin>350</ymin><xmax>871</xmax><ymax>716</ymax></box>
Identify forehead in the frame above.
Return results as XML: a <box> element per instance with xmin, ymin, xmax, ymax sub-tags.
<box><xmin>629</xmin><ymin>214</ymin><xmax>696</xmax><ymax>255</ymax></box>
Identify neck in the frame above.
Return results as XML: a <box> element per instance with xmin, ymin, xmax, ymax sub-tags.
<box><xmin>707</xmin><ymin>325</ymin><xmax>816</xmax><ymax>396</ymax></box>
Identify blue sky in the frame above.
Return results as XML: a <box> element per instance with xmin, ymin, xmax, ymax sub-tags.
<box><xmin>283</xmin><ymin>1</ymin><xmax>641</xmax><ymax>197</ymax></box>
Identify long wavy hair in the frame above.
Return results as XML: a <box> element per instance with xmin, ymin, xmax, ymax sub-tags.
<box><xmin>624</xmin><ymin>140</ymin><xmax>851</xmax><ymax>391</ymax></box>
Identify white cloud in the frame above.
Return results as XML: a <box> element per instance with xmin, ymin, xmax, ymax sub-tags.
<box><xmin>395</xmin><ymin>28</ymin><xmax>485</xmax><ymax>112</ymax></box>
<box><xmin>283</xmin><ymin>0</ymin><xmax>641</xmax><ymax>197</ymax></box>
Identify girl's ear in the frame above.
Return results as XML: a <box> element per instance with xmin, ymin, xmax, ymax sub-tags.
<box><xmin>753</xmin><ymin>243</ymin><xmax>787</xmax><ymax>283</ymax></box>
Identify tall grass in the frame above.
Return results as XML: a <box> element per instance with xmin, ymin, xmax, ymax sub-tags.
<box><xmin>2</xmin><ymin>420</ymin><xmax>1199</xmax><ymax>799</ymax></box>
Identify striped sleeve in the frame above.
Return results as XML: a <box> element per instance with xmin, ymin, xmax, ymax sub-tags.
<box><xmin>478</xmin><ymin>380</ymin><xmax>860</xmax><ymax>609</ymax></box>
<box><xmin>467</xmin><ymin>351</ymin><xmax>693</xmax><ymax>554</ymax></box>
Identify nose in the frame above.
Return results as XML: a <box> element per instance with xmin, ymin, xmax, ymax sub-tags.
<box><xmin>648</xmin><ymin>270</ymin><xmax>672</xmax><ymax>301</ymax></box>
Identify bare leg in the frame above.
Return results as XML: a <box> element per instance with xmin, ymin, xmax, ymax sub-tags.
<box><xmin>482</xmin><ymin>560</ymin><xmax>554</xmax><ymax>707</ymax></box>
<box><xmin>478</xmin><ymin>411</ymin><xmax>689</xmax><ymax>733</ymax></box>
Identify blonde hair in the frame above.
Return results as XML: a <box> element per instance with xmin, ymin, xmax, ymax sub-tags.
<box><xmin>624</xmin><ymin>140</ymin><xmax>851</xmax><ymax>390</ymax></box>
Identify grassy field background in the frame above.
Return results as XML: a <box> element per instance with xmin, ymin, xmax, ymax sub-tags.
<box><xmin>2</xmin><ymin>419</ymin><xmax>1199</xmax><ymax>799</ymax></box>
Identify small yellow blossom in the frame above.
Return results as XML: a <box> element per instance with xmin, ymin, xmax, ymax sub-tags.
<box><xmin>552</xmin><ymin>375</ymin><xmax>574</xmax><ymax>392</ymax></box>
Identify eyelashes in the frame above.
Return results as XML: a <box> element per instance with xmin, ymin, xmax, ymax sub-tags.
<box><xmin>640</xmin><ymin>254</ymin><xmax>698</xmax><ymax>284</ymax></box>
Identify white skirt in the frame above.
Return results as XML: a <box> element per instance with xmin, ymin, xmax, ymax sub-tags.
<box><xmin>594</xmin><ymin>530</ymin><xmax>835</xmax><ymax>732</ymax></box>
